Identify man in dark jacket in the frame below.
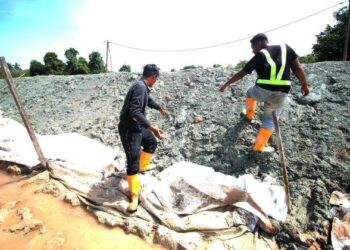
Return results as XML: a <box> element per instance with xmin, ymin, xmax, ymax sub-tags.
<box><xmin>219</xmin><ymin>33</ymin><xmax>309</xmax><ymax>152</ymax></box>
<box><xmin>118</xmin><ymin>64</ymin><xmax>167</xmax><ymax>212</ymax></box>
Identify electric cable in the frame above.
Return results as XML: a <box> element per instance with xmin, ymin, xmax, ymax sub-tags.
<box><xmin>108</xmin><ymin>1</ymin><xmax>346</xmax><ymax>52</ymax></box>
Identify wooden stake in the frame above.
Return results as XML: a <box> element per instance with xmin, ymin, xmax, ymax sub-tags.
<box><xmin>343</xmin><ymin>0</ymin><xmax>350</xmax><ymax>61</ymax></box>
<box><xmin>272</xmin><ymin>110</ymin><xmax>291</xmax><ymax>213</ymax></box>
<box><xmin>0</xmin><ymin>57</ymin><xmax>47</xmax><ymax>169</ymax></box>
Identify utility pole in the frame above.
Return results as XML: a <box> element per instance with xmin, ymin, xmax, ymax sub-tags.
<box><xmin>343</xmin><ymin>0</ymin><xmax>350</xmax><ymax>61</ymax></box>
<box><xmin>105</xmin><ymin>40</ymin><xmax>109</xmax><ymax>72</ymax></box>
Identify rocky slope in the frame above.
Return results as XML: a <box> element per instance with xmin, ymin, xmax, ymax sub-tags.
<box><xmin>1</xmin><ymin>61</ymin><xmax>349</xmax><ymax>249</ymax></box>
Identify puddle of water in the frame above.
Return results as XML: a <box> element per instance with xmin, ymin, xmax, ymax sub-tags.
<box><xmin>0</xmin><ymin>170</ymin><xmax>163</xmax><ymax>250</ymax></box>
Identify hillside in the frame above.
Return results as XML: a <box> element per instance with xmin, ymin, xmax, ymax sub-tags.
<box><xmin>1</xmin><ymin>61</ymin><xmax>349</xmax><ymax>249</ymax></box>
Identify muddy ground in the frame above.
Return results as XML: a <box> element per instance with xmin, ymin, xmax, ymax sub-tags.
<box><xmin>0</xmin><ymin>61</ymin><xmax>349</xmax><ymax>249</ymax></box>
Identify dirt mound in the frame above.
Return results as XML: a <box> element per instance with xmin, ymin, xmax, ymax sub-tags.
<box><xmin>1</xmin><ymin>61</ymin><xmax>349</xmax><ymax>249</ymax></box>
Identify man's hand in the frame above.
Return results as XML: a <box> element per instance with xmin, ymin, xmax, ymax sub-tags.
<box><xmin>301</xmin><ymin>85</ymin><xmax>309</xmax><ymax>96</ymax></box>
<box><xmin>218</xmin><ymin>71</ymin><xmax>246</xmax><ymax>92</ymax></box>
<box><xmin>219</xmin><ymin>83</ymin><xmax>229</xmax><ymax>92</ymax></box>
<box><xmin>159</xmin><ymin>107</ymin><xmax>169</xmax><ymax>116</ymax></box>
<box><xmin>149</xmin><ymin>125</ymin><xmax>165</xmax><ymax>140</ymax></box>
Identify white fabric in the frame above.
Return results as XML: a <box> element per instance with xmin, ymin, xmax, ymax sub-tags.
<box><xmin>0</xmin><ymin>116</ymin><xmax>288</xmax><ymax>249</ymax></box>
<box><xmin>0</xmin><ymin>118</ymin><xmax>116</xmax><ymax>171</ymax></box>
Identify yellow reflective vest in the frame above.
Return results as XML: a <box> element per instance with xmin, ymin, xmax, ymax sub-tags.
<box><xmin>256</xmin><ymin>45</ymin><xmax>291</xmax><ymax>86</ymax></box>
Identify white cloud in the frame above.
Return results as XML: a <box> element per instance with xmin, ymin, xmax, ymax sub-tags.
<box><xmin>82</xmin><ymin>0</ymin><xmax>342</xmax><ymax>71</ymax></box>
<box><xmin>6</xmin><ymin>0</ymin><xmax>346</xmax><ymax>71</ymax></box>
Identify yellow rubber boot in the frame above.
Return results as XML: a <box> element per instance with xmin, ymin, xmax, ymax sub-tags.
<box><xmin>127</xmin><ymin>174</ymin><xmax>141</xmax><ymax>213</ymax></box>
<box><xmin>253</xmin><ymin>128</ymin><xmax>273</xmax><ymax>152</ymax></box>
<box><xmin>139</xmin><ymin>151</ymin><xmax>155</xmax><ymax>172</ymax></box>
<box><xmin>245</xmin><ymin>97</ymin><xmax>256</xmax><ymax>121</ymax></box>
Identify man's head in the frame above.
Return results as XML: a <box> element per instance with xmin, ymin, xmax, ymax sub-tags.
<box><xmin>250</xmin><ymin>33</ymin><xmax>268</xmax><ymax>54</ymax></box>
<box><xmin>142</xmin><ymin>64</ymin><xmax>159</xmax><ymax>86</ymax></box>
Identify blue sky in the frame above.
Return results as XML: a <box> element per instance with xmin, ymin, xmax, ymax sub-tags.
<box><xmin>0</xmin><ymin>0</ymin><xmax>347</xmax><ymax>72</ymax></box>
<box><xmin>0</xmin><ymin>0</ymin><xmax>82</xmax><ymax>68</ymax></box>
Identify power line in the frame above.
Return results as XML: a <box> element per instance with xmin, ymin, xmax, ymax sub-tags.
<box><xmin>109</xmin><ymin>1</ymin><xmax>346</xmax><ymax>52</ymax></box>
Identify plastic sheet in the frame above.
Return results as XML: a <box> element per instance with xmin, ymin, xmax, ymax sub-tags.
<box><xmin>0</xmin><ymin>116</ymin><xmax>287</xmax><ymax>249</ymax></box>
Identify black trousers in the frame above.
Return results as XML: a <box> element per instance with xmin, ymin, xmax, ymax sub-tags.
<box><xmin>118</xmin><ymin>124</ymin><xmax>157</xmax><ymax>175</ymax></box>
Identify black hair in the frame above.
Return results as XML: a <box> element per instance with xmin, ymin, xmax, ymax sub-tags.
<box><xmin>250</xmin><ymin>33</ymin><xmax>268</xmax><ymax>44</ymax></box>
<box><xmin>142</xmin><ymin>64</ymin><xmax>160</xmax><ymax>78</ymax></box>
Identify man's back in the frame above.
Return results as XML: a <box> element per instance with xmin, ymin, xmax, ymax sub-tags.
<box><xmin>243</xmin><ymin>44</ymin><xmax>298</xmax><ymax>93</ymax></box>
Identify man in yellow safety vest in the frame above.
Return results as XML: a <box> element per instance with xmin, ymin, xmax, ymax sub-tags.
<box><xmin>219</xmin><ymin>33</ymin><xmax>309</xmax><ymax>152</ymax></box>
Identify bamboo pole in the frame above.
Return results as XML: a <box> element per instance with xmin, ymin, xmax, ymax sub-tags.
<box><xmin>272</xmin><ymin>110</ymin><xmax>291</xmax><ymax>213</ymax></box>
<box><xmin>0</xmin><ymin>57</ymin><xmax>47</xmax><ymax>169</ymax></box>
<box><xmin>343</xmin><ymin>0</ymin><xmax>350</xmax><ymax>61</ymax></box>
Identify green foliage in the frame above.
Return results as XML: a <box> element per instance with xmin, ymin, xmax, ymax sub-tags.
<box><xmin>28</xmin><ymin>49</ymin><xmax>105</xmax><ymax>76</ymax></box>
<box><xmin>299</xmin><ymin>54</ymin><xmax>317</xmax><ymax>64</ymax></box>
<box><xmin>119</xmin><ymin>64</ymin><xmax>131</xmax><ymax>72</ymax></box>
<box><xmin>6</xmin><ymin>63</ymin><xmax>14</xmax><ymax>71</ymax></box>
<box><xmin>183</xmin><ymin>65</ymin><xmax>197</xmax><ymax>70</ymax></box>
<box><xmin>73</xmin><ymin>57</ymin><xmax>90</xmax><ymax>75</ymax></box>
<box><xmin>13</xmin><ymin>63</ymin><xmax>21</xmax><ymax>71</ymax></box>
<box><xmin>29</xmin><ymin>60</ymin><xmax>46</xmax><ymax>76</ymax></box>
<box><xmin>234</xmin><ymin>60</ymin><xmax>247</xmax><ymax>70</ymax></box>
<box><xmin>43</xmin><ymin>52</ymin><xmax>65</xmax><ymax>75</ymax></box>
<box><xmin>88</xmin><ymin>51</ymin><xmax>105</xmax><ymax>74</ymax></box>
<box><xmin>0</xmin><ymin>62</ymin><xmax>27</xmax><ymax>78</ymax></box>
<box><xmin>63</xmin><ymin>48</ymin><xmax>89</xmax><ymax>75</ymax></box>
<box><xmin>312</xmin><ymin>7</ymin><xmax>349</xmax><ymax>61</ymax></box>
<box><xmin>65</xmin><ymin>48</ymin><xmax>79</xmax><ymax>74</ymax></box>
<box><xmin>65</xmin><ymin>48</ymin><xmax>79</xmax><ymax>62</ymax></box>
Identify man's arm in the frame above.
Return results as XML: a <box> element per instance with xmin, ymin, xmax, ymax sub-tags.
<box><xmin>148</xmin><ymin>96</ymin><xmax>168</xmax><ymax>116</ymax></box>
<box><xmin>148</xmin><ymin>96</ymin><xmax>160</xmax><ymax>110</ymax></box>
<box><xmin>291</xmin><ymin>59</ymin><xmax>309</xmax><ymax>96</ymax></box>
<box><xmin>219</xmin><ymin>70</ymin><xmax>247</xmax><ymax>92</ymax></box>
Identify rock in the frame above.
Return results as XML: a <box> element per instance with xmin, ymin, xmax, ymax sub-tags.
<box><xmin>44</xmin><ymin>232</ymin><xmax>65</xmax><ymax>250</ymax></box>
<box><xmin>296</xmin><ymin>92</ymin><xmax>322</xmax><ymax>105</ymax></box>
<box><xmin>1</xmin><ymin>62</ymin><xmax>349</xmax><ymax>249</ymax></box>
<box><xmin>3</xmin><ymin>207</ymin><xmax>47</xmax><ymax>235</ymax></box>
<box><xmin>6</xmin><ymin>165</ymin><xmax>21</xmax><ymax>175</ymax></box>
<box><xmin>193</xmin><ymin>115</ymin><xmax>204</xmax><ymax>124</ymax></box>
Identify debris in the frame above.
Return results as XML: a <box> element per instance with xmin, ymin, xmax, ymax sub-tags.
<box><xmin>329</xmin><ymin>191</ymin><xmax>350</xmax><ymax>250</ymax></box>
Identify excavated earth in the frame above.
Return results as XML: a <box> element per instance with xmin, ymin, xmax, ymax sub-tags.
<box><xmin>0</xmin><ymin>61</ymin><xmax>349</xmax><ymax>249</ymax></box>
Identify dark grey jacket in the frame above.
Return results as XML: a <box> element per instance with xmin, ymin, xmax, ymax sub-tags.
<box><xmin>119</xmin><ymin>80</ymin><xmax>160</xmax><ymax>131</ymax></box>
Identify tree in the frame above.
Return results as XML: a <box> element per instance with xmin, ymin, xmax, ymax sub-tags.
<box><xmin>65</xmin><ymin>48</ymin><xmax>79</xmax><ymax>74</ymax></box>
<box><xmin>119</xmin><ymin>64</ymin><xmax>131</xmax><ymax>72</ymax></box>
<box><xmin>0</xmin><ymin>62</ymin><xmax>26</xmax><ymax>78</ymax></box>
<box><xmin>72</xmin><ymin>57</ymin><xmax>90</xmax><ymax>74</ymax></box>
<box><xmin>88</xmin><ymin>51</ymin><xmax>105</xmax><ymax>74</ymax></box>
<box><xmin>13</xmin><ymin>63</ymin><xmax>21</xmax><ymax>71</ymax></box>
<box><xmin>6</xmin><ymin>63</ymin><xmax>14</xmax><ymax>71</ymax></box>
<box><xmin>182</xmin><ymin>65</ymin><xmax>197</xmax><ymax>70</ymax></box>
<box><xmin>64</xmin><ymin>48</ymin><xmax>79</xmax><ymax>62</ymax></box>
<box><xmin>299</xmin><ymin>54</ymin><xmax>317</xmax><ymax>64</ymax></box>
<box><xmin>29</xmin><ymin>60</ymin><xmax>46</xmax><ymax>76</ymax></box>
<box><xmin>234</xmin><ymin>60</ymin><xmax>247</xmax><ymax>70</ymax></box>
<box><xmin>64</xmin><ymin>48</ymin><xmax>90</xmax><ymax>74</ymax></box>
<box><xmin>312</xmin><ymin>7</ymin><xmax>349</xmax><ymax>61</ymax></box>
<box><xmin>43</xmin><ymin>52</ymin><xmax>65</xmax><ymax>75</ymax></box>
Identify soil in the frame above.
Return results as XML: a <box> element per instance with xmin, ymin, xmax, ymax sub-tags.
<box><xmin>1</xmin><ymin>61</ymin><xmax>349</xmax><ymax>249</ymax></box>
<box><xmin>0</xmin><ymin>169</ymin><xmax>164</xmax><ymax>250</ymax></box>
